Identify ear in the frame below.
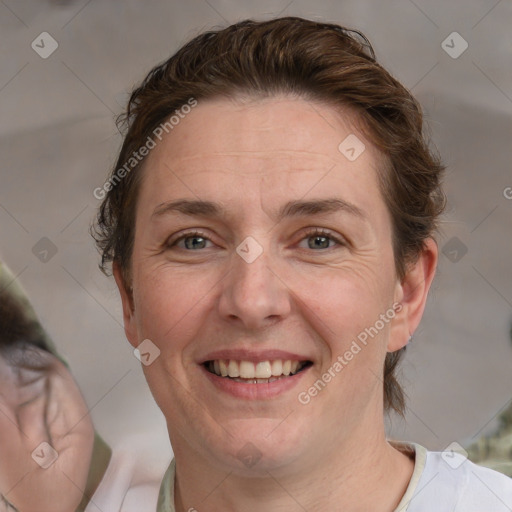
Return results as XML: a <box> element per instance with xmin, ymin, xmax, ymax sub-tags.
<box><xmin>113</xmin><ymin>261</ymin><xmax>138</xmax><ymax>349</ymax></box>
<box><xmin>388</xmin><ymin>238</ymin><xmax>438</xmax><ymax>352</ymax></box>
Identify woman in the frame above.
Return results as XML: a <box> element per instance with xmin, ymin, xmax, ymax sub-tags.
<box><xmin>92</xmin><ymin>16</ymin><xmax>512</xmax><ymax>512</ymax></box>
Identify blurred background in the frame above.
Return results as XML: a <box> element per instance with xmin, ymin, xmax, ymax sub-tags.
<box><xmin>1</xmin><ymin>0</ymin><xmax>511</xmax><ymax>475</ymax></box>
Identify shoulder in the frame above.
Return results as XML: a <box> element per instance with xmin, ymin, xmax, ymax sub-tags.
<box><xmin>408</xmin><ymin>447</ymin><xmax>512</xmax><ymax>511</ymax></box>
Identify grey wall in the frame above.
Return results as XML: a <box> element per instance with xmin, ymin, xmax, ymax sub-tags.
<box><xmin>1</xmin><ymin>0</ymin><xmax>511</xmax><ymax>460</ymax></box>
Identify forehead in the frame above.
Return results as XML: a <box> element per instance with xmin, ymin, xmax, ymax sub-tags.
<box><xmin>151</xmin><ymin>95</ymin><xmax>370</xmax><ymax>164</ymax></box>
<box><xmin>137</xmin><ymin>95</ymin><xmax>387</xmax><ymax>221</ymax></box>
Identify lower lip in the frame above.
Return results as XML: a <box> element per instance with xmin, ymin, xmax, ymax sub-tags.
<box><xmin>200</xmin><ymin>364</ymin><xmax>311</xmax><ymax>400</ymax></box>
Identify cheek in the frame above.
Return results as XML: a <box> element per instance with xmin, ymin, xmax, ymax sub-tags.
<box><xmin>297</xmin><ymin>265</ymin><xmax>394</xmax><ymax>399</ymax></box>
<box><xmin>132</xmin><ymin>264</ymin><xmax>216</xmax><ymax>345</ymax></box>
<box><xmin>131</xmin><ymin>267</ymin><xmax>208</xmax><ymax>410</ymax></box>
<box><xmin>300</xmin><ymin>264</ymin><xmax>391</xmax><ymax>335</ymax></box>
<box><xmin>303</xmin><ymin>271</ymin><xmax>393</xmax><ymax>407</ymax></box>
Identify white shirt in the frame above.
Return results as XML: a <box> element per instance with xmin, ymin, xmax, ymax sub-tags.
<box><xmin>396</xmin><ymin>442</ymin><xmax>512</xmax><ymax>511</ymax></box>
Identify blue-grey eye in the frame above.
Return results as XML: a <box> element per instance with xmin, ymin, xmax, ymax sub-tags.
<box><xmin>182</xmin><ymin>234</ymin><xmax>208</xmax><ymax>250</ymax></box>
<box><xmin>308</xmin><ymin>234</ymin><xmax>331</xmax><ymax>249</ymax></box>
<box><xmin>298</xmin><ymin>229</ymin><xmax>343</xmax><ymax>250</ymax></box>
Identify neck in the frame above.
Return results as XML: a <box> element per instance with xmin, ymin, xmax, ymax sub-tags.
<box><xmin>171</xmin><ymin>416</ymin><xmax>414</xmax><ymax>512</ymax></box>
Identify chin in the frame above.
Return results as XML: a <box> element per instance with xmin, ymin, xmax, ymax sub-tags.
<box><xmin>212</xmin><ymin>417</ymin><xmax>307</xmax><ymax>474</ymax></box>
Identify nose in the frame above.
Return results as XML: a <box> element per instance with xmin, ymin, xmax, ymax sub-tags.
<box><xmin>217</xmin><ymin>242</ymin><xmax>291</xmax><ymax>330</ymax></box>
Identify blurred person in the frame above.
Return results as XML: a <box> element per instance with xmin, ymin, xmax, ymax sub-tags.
<box><xmin>0</xmin><ymin>256</ymin><xmax>171</xmax><ymax>511</ymax></box>
<box><xmin>0</xmin><ymin>261</ymin><xmax>101</xmax><ymax>512</ymax></box>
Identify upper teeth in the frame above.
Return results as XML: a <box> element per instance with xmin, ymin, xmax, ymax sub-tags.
<box><xmin>210</xmin><ymin>360</ymin><xmax>305</xmax><ymax>379</ymax></box>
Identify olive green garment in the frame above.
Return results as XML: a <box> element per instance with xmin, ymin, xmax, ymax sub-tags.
<box><xmin>0</xmin><ymin>261</ymin><xmax>112</xmax><ymax>511</ymax></box>
<box><xmin>156</xmin><ymin>459</ymin><xmax>176</xmax><ymax>512</ymax></box>
<box><xmin>466</xmin><ymin>409</ymin><xmax>512</xmax><ymax>478</ymax></box>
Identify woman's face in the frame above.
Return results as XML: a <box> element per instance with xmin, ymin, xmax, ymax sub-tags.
<box><xmin>117</xmin><ymin>95</ymin><xmax>413</xmax><ymax>473</ymax></box>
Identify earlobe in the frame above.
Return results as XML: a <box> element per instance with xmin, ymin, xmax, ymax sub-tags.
<box><xmin>388</xmin><ymin>238</ymin><xmax>438</xmax><ymax>352</ymax></box>
<box><xmin>113</xmin><ymin>262</ymin><xmax>138</xmax><ymax>348</ymax></box>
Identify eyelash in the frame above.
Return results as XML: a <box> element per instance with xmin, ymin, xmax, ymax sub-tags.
<box><xmin>168</xmin><ymin>228</ymin><xmax>345</xmax><ymax>251</ymax></box>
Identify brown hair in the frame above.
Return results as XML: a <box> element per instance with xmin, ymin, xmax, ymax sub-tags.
<box><xmin>91</xmin><ymin>16</ymin><xmax>446</xmax><ymax>416</ymax></box>
<box><xmin>0</xmin><ymin>288</ymin><xmax>52</xmax><ymax>372</ymax></box>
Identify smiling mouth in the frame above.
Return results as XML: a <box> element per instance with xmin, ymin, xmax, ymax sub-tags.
<box><xmin>204</xmin><ymin>359</ymin><xmax>312</xmax><ymax>383</ymax></box>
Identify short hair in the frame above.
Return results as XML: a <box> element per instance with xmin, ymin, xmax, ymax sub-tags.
<box><xmin>91</xmin><ymin>16</ymin><xmax>446</xmax><ymax>416</ymax></box>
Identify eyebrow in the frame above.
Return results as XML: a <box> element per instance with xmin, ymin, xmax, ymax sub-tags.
<box><xmin>151</xmin><ymin>198</ymin><xmax>367</xmax><ymax>222</ymax></box>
